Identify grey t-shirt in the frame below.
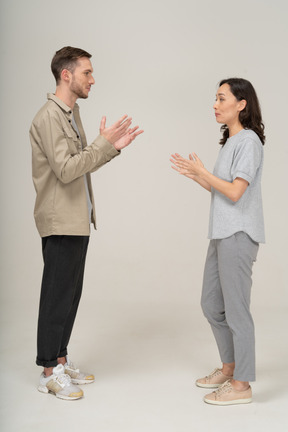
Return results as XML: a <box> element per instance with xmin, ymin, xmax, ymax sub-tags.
<box><xmin>208</xmin><ymin>129</ymin><xmax>265</xmax><ymax>243</ymax></box>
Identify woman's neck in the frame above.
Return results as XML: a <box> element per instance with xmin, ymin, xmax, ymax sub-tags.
<box><xmin>228</xmin><ymin>120</ymin><xmax>244</xmax><ymax>138</ymax></box>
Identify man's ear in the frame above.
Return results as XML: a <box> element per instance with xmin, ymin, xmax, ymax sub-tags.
<box><xmin>238</xmin><ymin>99</ymin><xmax>247</xmax><ymax>112</ymax></box>
<box><xmin>61</xmin><ymin>68</ymin><xmax>71</xmax><ymax>83</ymax></box>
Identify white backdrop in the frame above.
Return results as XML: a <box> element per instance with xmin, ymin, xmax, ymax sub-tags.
<box><xmin>1</xmin><ymin>0</ymin><xmax>287</xmax><ymax>314</ymax></box>
<box><xmin>0</xmin><ymin>0</ymin><xmax>287</xmax><ymax>430</ymax></box>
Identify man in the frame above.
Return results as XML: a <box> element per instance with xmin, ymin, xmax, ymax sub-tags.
<box><xmin>30</xmin><ymin>46</ymin><xmax>143</xmax><ymax>400</ymax></box>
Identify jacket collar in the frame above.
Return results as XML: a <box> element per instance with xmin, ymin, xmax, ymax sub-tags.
<box><xmin>47</xmin><ymin>93</ymin><xmax>79</xmax><ymax>117</ymax></box>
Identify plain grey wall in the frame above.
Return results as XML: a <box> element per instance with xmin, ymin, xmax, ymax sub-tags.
<box><xmin>0</xmin><ymin>0</ymin><xmax>287</xmax><ymax>345</ymax></box>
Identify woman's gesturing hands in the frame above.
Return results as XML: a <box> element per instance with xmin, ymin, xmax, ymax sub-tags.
<box><xmin>170</xmin><ymin>152</ymin><xmax>204</xmax><ymax>179</ymax></box>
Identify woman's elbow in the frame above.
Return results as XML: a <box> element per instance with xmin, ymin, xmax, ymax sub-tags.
<box><xmin>230</xmin><ymin>188</ymin><xmax>247</xmax><ymax>202</ymax></box>
<box><xmin>230</xmin><ymin>193</ymin><xmax>241</xmax><ymax>203</ymax></box>
<box><xmin>230</xmin><ymin>180</ymin><xmax>249</xmax><ymax>202</ymax></box>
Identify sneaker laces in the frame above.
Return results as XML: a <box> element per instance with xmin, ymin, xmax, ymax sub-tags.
<box><xmin>214</xmin><ymin>380</ymin><xmax>232</xmax><ymax>395</ymax></box>
<box><xmin>66</xmin><ymin>357</ymin><xmax>80</xmax><ymax>373</ymax></box>
<box><xmin>206</xmin><ymin>368</ymin><xmax>221</xmax><ymax>379</ymax></box>
<box><xmin>54</xmin><ymin>372</ymin><xmax>72</xmax><ymax>388</ymax></box>
<box><xmin>51</xmin><ymin>364</ymin><xmax>72</xmax><ymax>388</ymax></box>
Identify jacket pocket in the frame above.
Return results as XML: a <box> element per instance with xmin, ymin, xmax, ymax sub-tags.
<box><xmin>63</xmin><ymin>126</ymin><xmax>81</xmax><ymax>155</ymax></box>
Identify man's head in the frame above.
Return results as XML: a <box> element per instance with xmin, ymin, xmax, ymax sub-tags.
<box><xmin>51</xmin><ymin>46</ymin><xmax>92</xmax><ymax>85</ymax></box>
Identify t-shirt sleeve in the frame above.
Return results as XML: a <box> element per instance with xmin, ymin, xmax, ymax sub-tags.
<box><xmin>231</xmin><ymin>137</ymin><xmax>262</xmax><ymax>184</ymax></box>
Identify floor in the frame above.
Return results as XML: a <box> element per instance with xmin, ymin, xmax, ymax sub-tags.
<box><xmin>1</xmin><ymin>299</ymin><xmax>287</xmax><ymax>432</ymax></box>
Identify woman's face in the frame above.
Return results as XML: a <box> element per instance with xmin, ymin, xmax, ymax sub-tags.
<box><xmin>213</xmin><ymin>83</ymin><xmax>245</xmax><ymax>128</ymax></box>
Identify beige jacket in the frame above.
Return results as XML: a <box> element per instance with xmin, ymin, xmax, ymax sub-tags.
<box><xmin>30</xmin><ymin>94</ymin><xmax>119</xmax><ymax>237</ymax></box>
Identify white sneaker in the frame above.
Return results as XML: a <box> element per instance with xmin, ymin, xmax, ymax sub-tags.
<box><xmin>64</xmin><ymin>357</ymin><xmax>95</xmax><ymax>385</ymax></box>
<box><xmin>38</xmin><ymin>364</ymin><xmax>84</xmax><ymax>400</ymax></box>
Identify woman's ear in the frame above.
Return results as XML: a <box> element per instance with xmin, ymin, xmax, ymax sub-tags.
<box><xmin>238</xmin><ymin>99</ymin><xmax>247</xmax><ymax>112</ymax></box>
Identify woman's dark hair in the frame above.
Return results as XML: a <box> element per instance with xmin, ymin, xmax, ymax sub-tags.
<box><xmin>51</xmin><ymin>46</ymin><xmax>92</xmax><ymax>84</ymax></box>
<box><xmin>218</xmin><ymin>78</ymin><xmax>265</xmax><ymax>145</ymax></box>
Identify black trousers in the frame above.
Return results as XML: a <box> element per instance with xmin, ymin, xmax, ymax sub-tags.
<box><xmin>36</xmin><ymin>235</ymin><xmax>89</xmax><ymax>368</ymax></box>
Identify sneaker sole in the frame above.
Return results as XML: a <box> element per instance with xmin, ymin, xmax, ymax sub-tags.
<box><xmin>196</xmin><ymin>381</ymin><xmax>222</xmax><ymax>388</ymax></box>
<box><xmin>56</xmin><ymin>392</ymin><xmax>83</xmax><ymax>400</ymax></box>
<box><xmin>204</xmin><ymin>397</ymin><xmax>252</xmax><ymax>406</ymax></box>
<box><xmin>38</xmin><ymin>385</ymin><xmax>83</xmax><ymax>400</ymax></box>
<box><xmin>71</xmin><ymin>378</ymin><xmax>94</xmax><ymax>385</ymax></box>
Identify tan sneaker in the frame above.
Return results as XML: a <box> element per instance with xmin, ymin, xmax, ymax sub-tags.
<box><xmin>204</xmin><ymin>380</ymin><xmax>252</xmax><ymax>405</ymax></box>
<box><xmin>196</xmin><ymin>368</ymin><xmax>233</xmax><ymax>388</ymax></box>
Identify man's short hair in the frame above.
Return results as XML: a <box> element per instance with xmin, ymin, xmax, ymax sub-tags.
<box><xmin>51</xmin><ymin>46</ymin><xmax>92</xmax><ymax>84</ymax></box>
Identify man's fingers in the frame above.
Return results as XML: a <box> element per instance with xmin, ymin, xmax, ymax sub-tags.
<box><xmin>118</xmin><ymin>118</ymin><xmax>132</xmax><ymax>132</ymax></box>
<box><xmin>129</xmin><ymin>126</ymin><xmax>139</xmax><ymax>134</ymax></box>
<box><xmin>115</xmin><ymin>115</ymin><xmax>131</xmax><ymax>128</ymax></box>
<box><xmin>133</xmin><ymin>129</ymin><xmax>144</xmax><ymax>136</ymax></box>
<box><xmin>130</xmin><ymin>130</ymin><xmax>144</xmax><ymax>140</ymax></box>
<box><xmin>115</xmin><ymin>114</ymin><xmax>128</xmax><ymax>126</ymax></box>
<box><xmin>100</xmin><ymin>116</ymin><xmax>106</xmax><ymax>132</ymax></box>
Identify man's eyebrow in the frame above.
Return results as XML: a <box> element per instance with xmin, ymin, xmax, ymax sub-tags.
<box><xmin>217</xmin><ymin>92</ymin><xmax>226</xmax><ymax>96</ymax></box>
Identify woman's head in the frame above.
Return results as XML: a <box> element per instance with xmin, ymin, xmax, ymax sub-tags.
<box><xmin>216</xmin><ymin>78</ymin><xmax>265</xmax><ymax>145</ymax></box>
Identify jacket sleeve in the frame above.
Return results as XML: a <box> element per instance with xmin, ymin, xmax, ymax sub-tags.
<box><xmin>30</xmin><ymin>109</ymin><xmax>120</xmax><ymax>184</ymax></box>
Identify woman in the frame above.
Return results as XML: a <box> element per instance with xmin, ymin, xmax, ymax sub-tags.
<box><xmin>171</xmin><ymin>78</ymin><xmax>265</xmax><ymax>405</ymax></box>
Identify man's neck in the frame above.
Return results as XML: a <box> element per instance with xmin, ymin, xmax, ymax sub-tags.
<box><xmin>55</xmin><ymin>87</ymin><xmax>77</xmax><ymax>110</ymax></box>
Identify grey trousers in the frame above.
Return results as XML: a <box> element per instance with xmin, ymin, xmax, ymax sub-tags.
<box><xmin>201</xmin><ymin>232</ymin><xmax>259</xmax><ymax>382</ymax></box>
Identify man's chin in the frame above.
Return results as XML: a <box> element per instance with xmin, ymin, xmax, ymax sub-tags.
<box><xmin>78</xmin><ymin>94</ymin><xmax>89</xmax><ymax>99</ymax></box>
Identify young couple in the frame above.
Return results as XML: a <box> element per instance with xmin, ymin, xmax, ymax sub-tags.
<box><xmin>30</xmin><ymin>46</ymin><xmax>265</xmax><ymax>405</ymax></box>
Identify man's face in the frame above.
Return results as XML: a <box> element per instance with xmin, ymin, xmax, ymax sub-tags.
<box><xmin>69</xmin><ymin>57</ymin><xmax>95</xmax><ymax>99</ymax></box>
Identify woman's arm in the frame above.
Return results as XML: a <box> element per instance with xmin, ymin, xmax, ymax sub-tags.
<box><xmin>171</xmin><ymin>154</ymin><xmax>211</xmax><ymax>191</ymax></box>
<box><xmin>188</xmin><ymin>175</ymin><xmax>212</xmax><ymax>191</ymax></box>
<box><xmin>171</xmin><ymin>153</ymin><xmax>248</xmax><ymax>202</ymax></box>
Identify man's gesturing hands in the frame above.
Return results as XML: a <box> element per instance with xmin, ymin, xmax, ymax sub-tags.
<box><xmin>100</xmin><ymin>115</ymin><xmax>143</xmax><ymax>150</ymax></box>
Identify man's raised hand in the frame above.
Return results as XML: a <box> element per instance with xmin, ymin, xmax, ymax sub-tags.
<box><xmin>100</xmin><ymin>115</ymin><xmax>143</xmax><ymax>149</ymax></box>
<box><xmin>113</xmin><ymin>125</ymin><xmax>144</xmax><ymax>150</ymax></box>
